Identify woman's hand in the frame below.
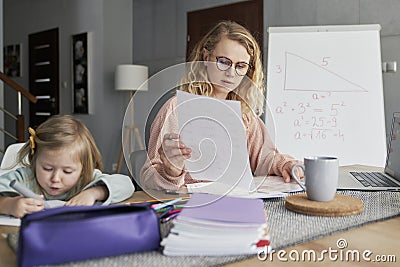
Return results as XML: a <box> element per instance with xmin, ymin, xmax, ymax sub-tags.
<box><xmin>158</xmin><ymin>133</ymin><xmax>191</xmax><ymax>177</ymax></box>
<box><xmin>65</xmin><ymin>186</ymin><xmax>108</xmax><ymax>206</ymax></box>
<box><xmin>281</xmin><ymin>160</ymin><xmax>304</xmax><ymax>183</ymax></box>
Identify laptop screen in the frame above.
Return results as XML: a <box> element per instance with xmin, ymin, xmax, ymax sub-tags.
<box><xmin>385</xmin><ymin>112</ymin><xmax>400</xmax><ymax>180</ymax></box>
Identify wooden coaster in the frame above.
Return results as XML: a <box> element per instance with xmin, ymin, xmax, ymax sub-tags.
<box><xmin>285</xmin><ymin>193</ymin><xmax>363</xmax><ymax>216</ymax></box>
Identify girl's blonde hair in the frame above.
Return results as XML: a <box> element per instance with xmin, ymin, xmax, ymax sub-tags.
<box><xmin>18</xmin><ymin>115</ymin><xmax>103</xmax><ymax>191</ymax></box>
<box><xmin>181</xmin><ymin>20</ymin><xmax>264</xmax><ymax>116</ymax></box>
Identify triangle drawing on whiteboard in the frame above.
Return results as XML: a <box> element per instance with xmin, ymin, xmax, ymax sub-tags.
<box><xmin>283</xmin><ymin>52</ymin><xmax>368</xmax><ymax>93</ymax></box>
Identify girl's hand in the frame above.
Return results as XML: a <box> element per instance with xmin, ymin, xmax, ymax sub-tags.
<box><xmin>8</xmin><ymin>196</ymin><xmax>44</xmax><ymax>218</ymax></box>
<box><xmin>281</xmin><ymin>161</ymin><xmax>304</xmax><ymax>183</ymax></box>
<box><xmin>158</xmin><ymin>133</ymin><xmax>191</xmax><ymax>177</ymax></box>
<box><xmin>65</xmin><ymin>186</ymin><xmax>108</xmax><ymax>206</ymax></box>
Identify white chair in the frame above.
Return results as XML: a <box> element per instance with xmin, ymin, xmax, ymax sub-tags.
<box><xmin>0</xmin><ymin>143</ymin><xmax>26</xmax><ymax>175</ymax></box>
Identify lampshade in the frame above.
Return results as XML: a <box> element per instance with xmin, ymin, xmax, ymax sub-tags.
<box><xmin>115</xmin><ymin>64</ymin><xmax>148</xmax><ymax>91</ymax></box>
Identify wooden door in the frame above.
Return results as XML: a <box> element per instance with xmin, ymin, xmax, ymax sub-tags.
<box><xmin>29</xmin><ymin>28</ymin><xmax>60</xmax><ymax>128</ymax></box>
<box><xmin>187</xmin><ymin>0</ymin><xmax>263</xmax><ymax>59</ymax></box>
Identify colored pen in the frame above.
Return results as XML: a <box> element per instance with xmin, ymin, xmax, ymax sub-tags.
<box><xmin>165</xmin><ymin>208</ymin><xmax>182</xmax><ymax>216</ymax></box>
<box><xmin>152</xmin><ymin>197</ymin><xmax>183</xmax><ymax>211</ymax></box>
<box><xmin>161</xmin><ymin>212</ymin><xmax>180</xmax><ymax>223</ymax></box>
<box><xmin>157</xmin><ymin>206</ymin><xmax>174</xmax><ymax>218</ymax></box>
<box><xmin>158</xmin><ymin>207</ymin><xmax>182</xmax><ymax>219</ymax></box>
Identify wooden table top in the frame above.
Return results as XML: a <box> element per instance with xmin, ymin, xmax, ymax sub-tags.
<box><xmin>1</xmin><ymin>213</ymin><xmax>398</xmax><ymax>267</ymax></box>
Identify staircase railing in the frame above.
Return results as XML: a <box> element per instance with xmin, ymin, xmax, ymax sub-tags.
<box><xmin>0</xmin><ymin>71</ymin><xmax>37</xmax><ymax>154</ymax></box>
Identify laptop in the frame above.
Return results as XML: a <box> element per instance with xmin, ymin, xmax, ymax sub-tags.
<box><xmin>338</xmin><ymin>112</ymin><xmax>400</xmax><ymax>191</ymax></box>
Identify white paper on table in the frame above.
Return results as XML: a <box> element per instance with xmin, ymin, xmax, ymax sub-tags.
<box><xmin>0</xmin><ymin>215</ymin><xmax>21</xmax><ymax>226</ymax></box>
<box><xmin>177</xmin><ymin>91</ymin><xmax>255</xmax><ymax>193</ymax></box>
<box><xmin>0</xmin><ymin>200</ymin><xmax>64</xmax><ymax>226</ymax></box>
<box><xmin>186</xmin><ymin>176</ymin><xmax>302</xmax><ymax>198</ymax></box>
<box><xmin>253</xmin><ymin>176</ymin><xmax>303</xmax><ymax>193</ymax></box>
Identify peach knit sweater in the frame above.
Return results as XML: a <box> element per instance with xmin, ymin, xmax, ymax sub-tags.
<box><xmin>140</xmin><ymin>96</ymin><xmax>294</xmax><ymax>191</ymax></box>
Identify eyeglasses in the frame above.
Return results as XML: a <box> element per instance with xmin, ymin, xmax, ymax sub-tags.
<box><xmin>215</xmin><ymin>56</ymin><xmax>251</xmax><ymax>76</ymax></box>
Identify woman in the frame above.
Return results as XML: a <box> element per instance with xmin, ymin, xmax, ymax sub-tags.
<box><xmin>141</xmin><ymin>20</ymin><xmax>302</xmax><ymax>191</ymax></box>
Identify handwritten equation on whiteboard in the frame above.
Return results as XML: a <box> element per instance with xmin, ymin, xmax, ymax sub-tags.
<box><xmin>266</xmin><ymin>26</ymin><xmax>386</xmax><ymax>166</ymax></box>
<box><xmin>274</xmin><ymin>92</ymin><xmax>346</xmax><ymax>142</ymax></box>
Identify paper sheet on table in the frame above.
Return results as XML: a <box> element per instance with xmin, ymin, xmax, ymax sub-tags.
<box><xmin>253</xmin><ymin>176</ymin><xmax>303</xmax><ymax>193</ymax></box>
<box><xmin>186</xmin><ymin>176</ymin><xmax>303</xmax><ymax>198</ymax></box>
<box><xmin>0</xmin><ymin>200</ymin><xmax>65</xmax><ymax>226</ymax></box>
<box><xmin>0</xmin><ymin>215</ymin><xmax>20</xmax><ymax>226</ymax></box>
<box><xmin>177</xmin><ymin>91</ymin><xmax>255</xmax><ymax>192</ymax></box>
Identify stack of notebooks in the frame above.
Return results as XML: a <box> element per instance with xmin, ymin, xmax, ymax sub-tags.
<box><xmin>162</xmin><ymin>193</ymin><xmax>271</xmax><ymax>256</ymax></box>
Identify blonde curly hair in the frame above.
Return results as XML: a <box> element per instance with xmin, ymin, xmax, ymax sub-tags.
<box><xmin>180</xmin><ymin>20</ymin><xmax>264</xmax><ymax>116</ymax></box>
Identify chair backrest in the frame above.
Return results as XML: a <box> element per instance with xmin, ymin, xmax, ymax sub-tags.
<box><xmin>130</xmin><ymin>88</ymin><xmax>176</xmax><ymax>190</ymax></box>
<box><xmin>144</xmin><ymin>88</ymin><xmax>177</xmax><ymax>149</ymax></box>
<box><xmin>1</xmin><ymin>143</ymin><xmax>26</xmax><ymax>170</ymax></box>
<box><xmin>129</xmin><ymin>150</ymin><xmax>147</xmax><ymax>189</ymax></box>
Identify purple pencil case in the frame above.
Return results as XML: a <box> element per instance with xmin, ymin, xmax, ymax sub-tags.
<box><xmin>17</xmin><ymin>204</ymin><xmax>160</xmax><ymax>267</ymax></box>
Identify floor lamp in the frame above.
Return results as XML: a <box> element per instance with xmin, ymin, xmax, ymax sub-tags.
<box><xmin>115</xmin><ymin>64</ymin><xmax>148</xmax><ymax>173</ymax></box>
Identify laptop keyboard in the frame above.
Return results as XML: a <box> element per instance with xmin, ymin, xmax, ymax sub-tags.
<box><xmin>350</xmin><ymin>172</ymin><xmax>400</xmax><ymax>187</ymax></box>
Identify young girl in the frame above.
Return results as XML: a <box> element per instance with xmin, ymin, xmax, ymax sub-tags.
<box><xmin>0</xmin><ymin>115</ymin><xmax>135</xmax><ymax>218</ymax></box>
<box><xmin>141</xmin><ymin>20</ymin><xmax>303</xmax><ymax>190</ymax></box>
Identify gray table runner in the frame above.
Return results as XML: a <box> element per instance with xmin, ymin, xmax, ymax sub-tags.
<box><xmin>14</xmin><ymin>191</ymin><xmax>400</xmax><ymax>267</ymax></box>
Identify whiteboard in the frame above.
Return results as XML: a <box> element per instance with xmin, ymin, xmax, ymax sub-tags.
<box><xmin>265</xmin><ymin>25</ymin><xmax>386</xmax><ymax>167</ymax></box>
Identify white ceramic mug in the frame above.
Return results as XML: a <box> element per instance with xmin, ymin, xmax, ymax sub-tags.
<box><xmin>291</xmin><ymin>156</ymin><xmax>339</xmax><ymax>202</ymax></box>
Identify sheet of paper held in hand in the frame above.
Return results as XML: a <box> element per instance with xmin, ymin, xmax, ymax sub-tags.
<box><xmin>177</xmin><ymin>91</ymin><xmax>301</xmax><ymax>198</ymax></box>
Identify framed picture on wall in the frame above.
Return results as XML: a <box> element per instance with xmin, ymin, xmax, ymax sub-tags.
<box><xmin>72</xmin><ymin>32</ymin><xmax>92</xmax><ymax>114</ymax></box>
<box><xmin>3</xmin><ymin>44</ymin><xmax>22</xmax><ymax>77</ymax></box>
